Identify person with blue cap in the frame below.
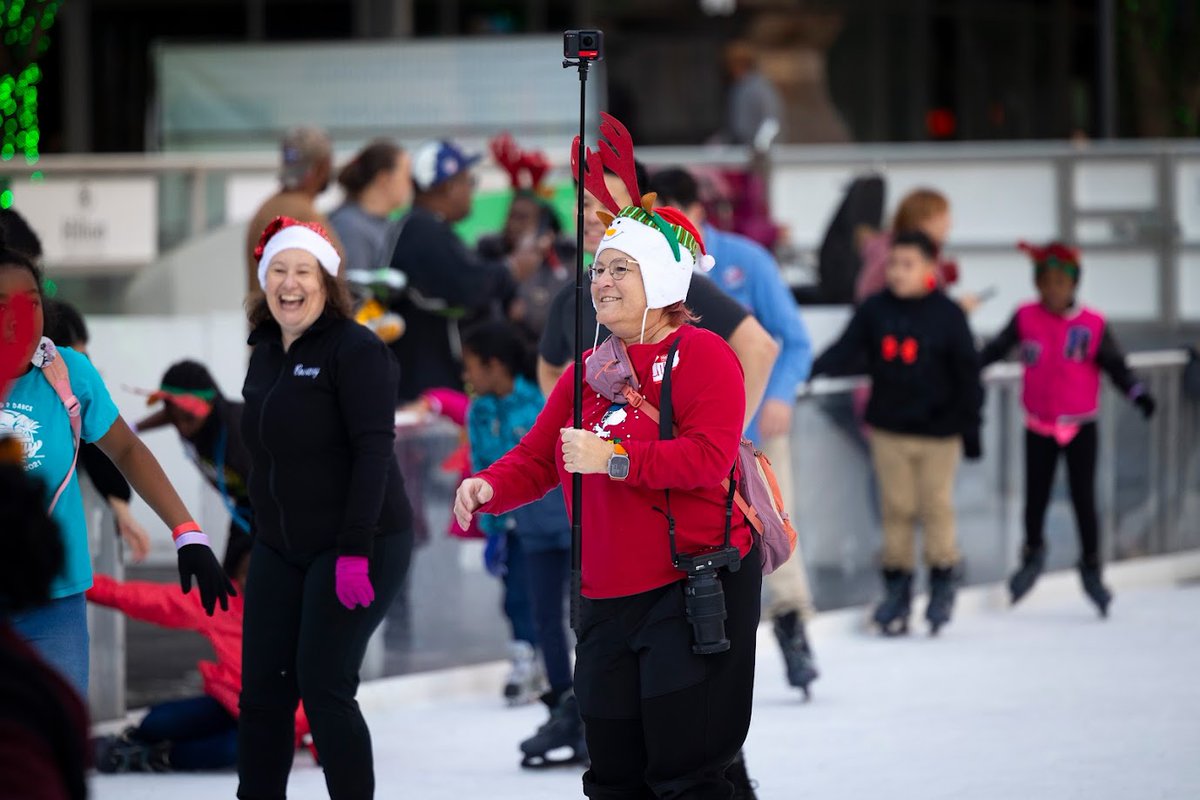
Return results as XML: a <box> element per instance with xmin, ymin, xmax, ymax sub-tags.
<box><xmin>385</xmin><ymin>139</ymin><xmax>543</xmax><ymax>402</ymax></box>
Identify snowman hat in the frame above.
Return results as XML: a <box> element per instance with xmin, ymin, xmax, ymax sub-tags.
<box><xmin>574</xmin><ymin>113</ymin><xmax>715</xmax><ymax>312</ymax></box>
<box><xmin>253</xmin><ymin>216</ymin><xmax>341</xmax><ymax>290</ymax></box>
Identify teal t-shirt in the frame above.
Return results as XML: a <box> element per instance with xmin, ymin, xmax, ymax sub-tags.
<box><xmin>1</xmin><ymin>347</ymin><xmax>119</xmax><ymax>599</ymax></box>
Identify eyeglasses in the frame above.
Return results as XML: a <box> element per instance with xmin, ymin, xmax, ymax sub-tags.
<box><xmin>588</xmin><ymin>258</ymin><xmax>638</xmax><ymax>282</ymax></box>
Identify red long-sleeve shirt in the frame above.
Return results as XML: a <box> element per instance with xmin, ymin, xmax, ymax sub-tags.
<box><xmin>478</xmin><ymin>325</ymin><xmax>752</xmax><ymax>598</ymax></box>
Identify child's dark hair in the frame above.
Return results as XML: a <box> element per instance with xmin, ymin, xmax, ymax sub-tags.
<box><xmin>43</xmin><ymin>299</ymin><xmax>88</xmax><ymax>348</ymax></box>
<box><xmin>892</xmin><ymin>229</ymin><xmax>940</xmax><ymax>262</ymax></box>
<box><xmin>461</xmin><ymin>319</ymin><xmax>536</xmax><ymax>383</ymax></box>
<box><xmin>0</xmin><ymin>207</ymin><xmax>44</xmax><ymax>260</ymax></box>
<box><xmin>0</xmin><ymin>229</ymin><xmax>46</xmax><ymax>296</ymax></box>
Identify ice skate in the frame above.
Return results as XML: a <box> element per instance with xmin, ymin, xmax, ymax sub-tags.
<box><xmin>772</xmin><ymin>610</ymin><xmax>819</xmax><ymax>698</ymax></box>
<box><xmin>503</xmin><ymin>640</ymin><xmax>545</xmax><ymax>706</ymax></box>
<box><xmin>725</xmin><ymin>749</ymin><xmax>759</xmax><ymax>799</ymax></box>
<box><xmin>519</xmin><ymin>689</ymin><xmax>589</xmax><ymax>769</ymax></box>
<box><xmin>1008</xmin><ymin>545</ymin><xmax>1045</xmax><ymax>605</ymax></box>
<box><xmin>873</xmin><ymin>569</ymin><xmax>913</xmax><ymax>636</ymax></box>
<box><xmin>93</xmin><ymin>729</ymin><xmax>171</xmax><ymax>774</ymax></box>
<box><xmin>926</xmin><ymin>564</ymin><xmax>961</xmax><ymax>635</ymax></box>
<box><xmin>1078</xmin><ymin>560</ymin><xmax>1112</xmax><ymax>618</ymax></box>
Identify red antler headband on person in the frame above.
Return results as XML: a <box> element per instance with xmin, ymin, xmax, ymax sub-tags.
<box><xmin>1018</xmin><ymin>240</ymin><xmax>1081</xmax><ymax>280</ymax></box>
<box><xmin>253</xmin><ymin>216</ymin><xmax>341</xmax><ymax>290</ymax></box>
<box><xmin>570</xmin><ymin>113</ymin><xmax>715</xmax><ymax>311</ymax></box>
<box><xmin>490</xmin><ymin>132</ymin><xmax>553</xmax><ymax>198</ymax></box>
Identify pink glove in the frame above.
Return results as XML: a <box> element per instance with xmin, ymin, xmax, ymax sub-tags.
<box><xmin>335</xmin><ymin>556</ymin><xmax>374</xmax><ymax>610</ymax></box>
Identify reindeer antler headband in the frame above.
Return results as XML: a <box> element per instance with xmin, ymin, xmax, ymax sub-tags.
<box><xmin>491</xmin><ymin>132</ymin><xmax>553</xmax><ymax>198</ymax></box>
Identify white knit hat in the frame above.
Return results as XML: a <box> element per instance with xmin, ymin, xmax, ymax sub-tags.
<box><xmin>594</xmin><ymin>205</ymin><xmax>715</xmax><ymax>310</ymax></box>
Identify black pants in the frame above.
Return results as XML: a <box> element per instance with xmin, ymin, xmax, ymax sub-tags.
<box><xmin>1025</xmin><ymin>423</ymin><xmax>1100</xmax><ymax>564</ymax></box>
<box><xmin>574</xmin><ymin>547</ymin><xmax>762</xmax><ymax>800</ymax></box>
<box><xmin>237</xmin><ymin>533</ymin><xmax>411</xmax><ymax>800</ymax></box>
<box><xmin>525</xmin><ymin>546</ymin><xmax>572</xmax><ymax>695</ymax></box>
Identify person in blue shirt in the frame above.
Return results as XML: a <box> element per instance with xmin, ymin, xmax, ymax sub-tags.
<box><xmin>650</xmin><ymin>167</ymin><xmax>820</xmax><ymax>697</ymax></box>
<box><xmin>0</xmin><ymin>237</ymin><xmax>233</xmax><ymax>697</ymax></box>
<box><xmin>460</xmin><ymin>319</ymin><xmax>585</xmax><ymax>768</ymax></box>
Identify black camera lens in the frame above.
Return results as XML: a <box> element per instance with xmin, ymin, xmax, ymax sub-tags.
<box><xmin>683</xmin><ymin>570</ymin><xmax>730</xmax><ymax>655</ymax></box>
<box><xmin>580</xmin><ymin>33</ymin><xmax>596</xmax><ymax>48</ymax></box>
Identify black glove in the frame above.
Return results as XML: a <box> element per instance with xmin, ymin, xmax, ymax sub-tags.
<box><xmin>1133</xmin><ymin>392</ymin><xmax>1156</xmax><ymax>420</ymax></box>
<box><xmin>178</xmin><ymin>542</ymin><xmax>237</xmax><ymax>615</ymax></box>
<box><xmin>962</xmin><ymin>431</ymin><xmax>983</xmax><ymax>461</ymax></box>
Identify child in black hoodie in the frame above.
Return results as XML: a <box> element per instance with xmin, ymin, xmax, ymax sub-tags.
<box><xmin>811</xmin><ymin>230</ymin><xmax>983</xmax><ymax>635</ymax></box>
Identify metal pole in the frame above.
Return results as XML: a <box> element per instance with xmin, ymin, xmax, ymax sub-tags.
<box><xmin>568</xmin><ymin>56</ymin><xmax>591</xmax><ymax>633</ymax></box>
<box><xmin>1098</xmin><ymin>0</ymin><xmax>1117</xmax><ymax>139</ymax></box>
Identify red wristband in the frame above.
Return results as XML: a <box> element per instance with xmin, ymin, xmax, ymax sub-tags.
<box><xmin>172</xmin><ymin>521</ymin><xmax>202</xmax><ymax>541</ymax></box>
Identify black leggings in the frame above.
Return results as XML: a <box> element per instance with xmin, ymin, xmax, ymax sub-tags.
<box><xmin>574</xmin><ymin>547</ymin><xmax>762</xmax><ymax>800</ymax></box>
<box><xmin>1025</xmin><ymin>423</ymin><xmax>1100</xmax><ymax>564</ymax></box>
<box><xmin>237</xmin><ymin>533</ymin><xmax>411</xmax><ymax>800</ymax></box>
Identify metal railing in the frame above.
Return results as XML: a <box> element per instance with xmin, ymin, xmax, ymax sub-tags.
<box><xmin>85</xmin><ymin>349</ymin><xmax>1200</xmax><ymax>721</ymax></box>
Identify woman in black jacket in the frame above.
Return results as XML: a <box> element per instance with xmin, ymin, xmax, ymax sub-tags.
<box><xmin>238</xmin><ymin>216</ymin><xmax>413</xmax><ymax>800</ymax></box>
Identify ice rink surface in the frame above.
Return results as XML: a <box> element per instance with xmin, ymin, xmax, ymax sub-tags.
<box><xmin>92</xmin><ymin>573</ymin><xmax>1200</xmax><ymax>800</ymax></box>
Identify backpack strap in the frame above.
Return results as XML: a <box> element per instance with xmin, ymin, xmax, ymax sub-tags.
<box><xmin>39</xmin><ymin>346</ymin><xmax>82</xmax><ymax>514</ymax></box>
<box><xmin>628</xmin><ymin>345</ymin><xmax>758</xmax><ymax>532</ymax></box>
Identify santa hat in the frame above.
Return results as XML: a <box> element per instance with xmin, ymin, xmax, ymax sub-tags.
<box><xmin>1018</xmin><ymin>240</ymin><xmax>1081</xmax><ymax>281</ymax></box>
<box><xmin>253</xmin><ymin>216</ymin><xmax>341</xmax><ymax>290</ymax></box>
<box><xmin>574</xmin><ymin>113</ymin><xmax>715</xmax><ymax>311</ymax></box>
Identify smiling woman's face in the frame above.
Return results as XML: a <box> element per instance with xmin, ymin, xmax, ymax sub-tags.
<box><xmin>591</xmin><ymin>248</ymin><xmax>650</xmax><ymax>339</ymax></box>
<box><xmin>264</xmin><ymin>248</ymin><xmax>327</xmax><ymax>342</ymax></box>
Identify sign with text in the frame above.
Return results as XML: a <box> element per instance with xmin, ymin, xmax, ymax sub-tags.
<box><xmin>13</xmin><ymin>178</ymin><xmax>158</xmax><ymax>271</ymax></box>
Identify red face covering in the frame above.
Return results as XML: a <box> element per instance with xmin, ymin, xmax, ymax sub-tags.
<box><xmin>0</xmin><ymin>292</ymin><xmax>37</xmax><ymax>403</ymax></box>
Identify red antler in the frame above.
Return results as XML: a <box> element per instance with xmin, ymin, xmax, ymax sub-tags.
<box><xmin>522</xmin><ymin>151</ymin><xmax>550</xmax><ymax>194</ymax></box>
<box><xmin>490</xmin><ymin>132</ymin><xmax>525</xmax><ymax>190</ymax></box>
<box><xmin>571</xmin><ymin>135</ymin><xmax>620</xmax><ymax>214</ymax></box>
<box><xmin>597</xmin><ymin>112</ymin><xmax>641</xmax><ymax>206</ymax></box>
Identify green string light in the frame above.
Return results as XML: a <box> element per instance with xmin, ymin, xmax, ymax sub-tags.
<box><xmin>0</xmin><ymin>1</ymin><xmax>61</xmax><ymax>168</ymax></box>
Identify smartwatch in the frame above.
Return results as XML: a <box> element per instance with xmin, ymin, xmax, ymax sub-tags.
<box><xmin>607</xmin><ymin>442</ymin><xmax>630</xmax><ymax>481</ymax></box>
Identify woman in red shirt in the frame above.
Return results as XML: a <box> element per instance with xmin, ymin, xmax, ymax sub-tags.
<box><xmin>454</xmin><ymin>125</ymin><xmax>759</xmax><ymax>799</ymax></box>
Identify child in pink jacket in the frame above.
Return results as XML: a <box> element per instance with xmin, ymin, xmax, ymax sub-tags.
<box><xmin>980</xmin><ymin>241</ymin><xmax>1155</xmax><ymax>616</ymax></box>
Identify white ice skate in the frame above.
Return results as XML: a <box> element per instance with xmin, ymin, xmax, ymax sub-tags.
<box><xmin>503</xmin><ymin>640</ymin><xmax>546</xmax><ymax>706</ymax></box>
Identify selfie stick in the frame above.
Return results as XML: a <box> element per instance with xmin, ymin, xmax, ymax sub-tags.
<box><xmin>564</xmin><ymin>35</ymin><xmax>599</xmax><ymax>633</ymax></box>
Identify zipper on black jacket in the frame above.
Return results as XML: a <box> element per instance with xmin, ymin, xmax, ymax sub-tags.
<box><xmin>258</xmin><ymin>356</ymin><xmax>292</xmax><ymax>552</ymax></box>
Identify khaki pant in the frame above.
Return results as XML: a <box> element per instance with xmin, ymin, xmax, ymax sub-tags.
<box><xmin>869</xmin><ymin>429</ymin><xmax>961</xmax><ymax>571</ymax></box>
<box><xmin>760</xmin><ymin>433</ymin><xmax>817</xmax><ymax>622</ymax></box>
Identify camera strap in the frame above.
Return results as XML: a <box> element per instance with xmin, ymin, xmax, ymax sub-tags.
<box><xmin>657</xmin><ymin>337</ymin><xmax>736</xmax><ymax>566</ymax></box>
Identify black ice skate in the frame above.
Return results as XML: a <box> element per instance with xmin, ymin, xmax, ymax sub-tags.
<box><xmin>772</xmin><ymin>610</ymin><xmax>819</xmax><ymax>699</ymax></box>
<box><xmin>93</xmin><ymin>729</ymin><xmax>171</xmax><ymax>774</ymax></box>
<box><xmin>1078</xmin><ymin>560</ymin><xmax>1112</xmax><ymax>618</ymax></box>
<box><xmin>725</xmin><ymin>749</ymin><xmax>760</xmax><ymax>799</ymax></box>
<box><xmin>925</xmin><ymin>564</ymin><xmax>962</xmax><ymax>635</ymax></box>
<box><xmin>519</xmin><ymin>689</ymin><xmax>589</xmax><ymax>769</ymax></box>
<box><xmin>1008</xmin><ymin>545</ymin><xmax>1045</xmax><ymax>605</ymax></box>
<box><xmin>873</xmin><ymin>569</ymin><xmax>913</xmax><ymax>636</ymax></box>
